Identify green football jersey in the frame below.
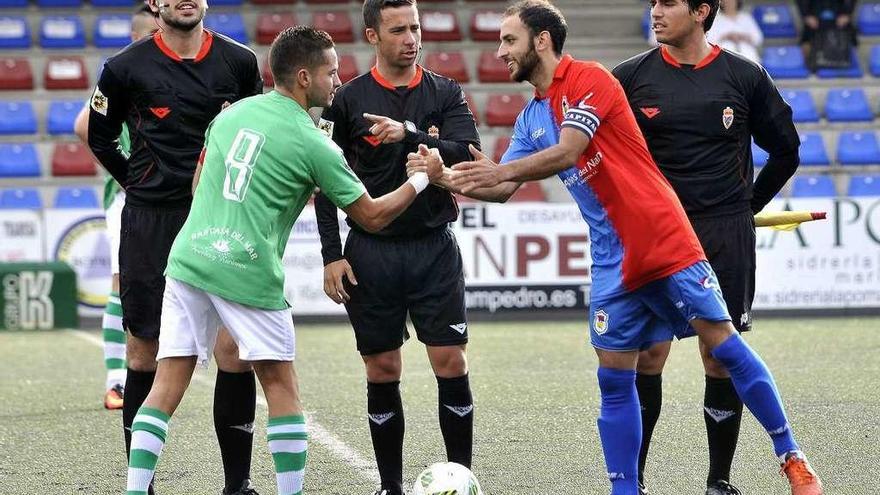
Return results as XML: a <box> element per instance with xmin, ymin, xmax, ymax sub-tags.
<box><xmin>101</xmin><ymin>122</ymin><xmax>131</xmax><ymax>210</ymax></box>
<box><xmin>166</xmin><ymin>91</ymin><xmax>366</xmax><ymax>310</ymax></box>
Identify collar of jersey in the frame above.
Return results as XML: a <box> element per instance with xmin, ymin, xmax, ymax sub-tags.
<box><xmin>370</xmin><ymin>65</ymin><xmax>424</xmax><ymax>90</ymax></box>
<box><xmin>659</xmin><ymin>43</ymin><xmax>721</xmax><ymax>70</ymax></box>
<box><xmin>153</xmin><ymin>29</ymin><xmax>214</xmax><ymax>63</ymax></box>
<box><xmin>534</xmin><ymin>53</ymin><xmax>574</xmax><ymax>99</ymax></box>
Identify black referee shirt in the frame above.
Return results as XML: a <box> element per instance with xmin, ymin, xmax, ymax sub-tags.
<box><xmin>315</xmin><ymin>65</ymin><xmax>480</xmax><ymax>264</ymax></box>
<box><xmin>88</xmin><ymin>30</ymin><xmax>262</xmax><ymax>207</ymax></box>
<box><xmin>613</xmin><ymin>45</ymin><xmax>800</xmax><ymax>218</ymax></box>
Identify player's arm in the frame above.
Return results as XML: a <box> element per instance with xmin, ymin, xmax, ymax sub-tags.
<box><xmin>192</xmin><ymin>147</ymin><xmax>207</xmax><ymax>195</ymax></box>
<box><xmin>749</xmin><ymin>67</ymin><xmax>801</xmax><ymax>214</ymax></box>
<box><xmin>87</xmin><ymin>65</ymin><xmax>130</xmax><ymax>186</ymax></box>
<box><xmin>73</xmin><ymin>105</ymin><xmax>89</xmax><ymax>143</ymax></box>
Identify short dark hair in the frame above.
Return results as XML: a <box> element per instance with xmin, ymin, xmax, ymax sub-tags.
<box><xmin>687</xmin><ymin>0</ymin><xmax>721</xmax><ymax>32</ymax></box>
<box><xmin>269</xmin><ymin>26</ymin><xmax>335</xmax><ymax>88</ymax></box>
<box><xmin>504</xmin><ymin>0</ymin><xmax>567</xmax><ymax>56</ymax></box>
<box><xmin>363</xmin><ymin>0</ymin><xmax>416</xmax><ymax>31</ymax></box>
<box><xmin>135</xmin><ymin>3</ymin><xmax>157</xmax><ymax>18</ymax></box>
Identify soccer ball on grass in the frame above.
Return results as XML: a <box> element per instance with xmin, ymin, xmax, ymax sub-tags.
<box><xmin>412</xmin><ymin>462</ymin><xmax>483</xmax><ymax>495</ymax></box>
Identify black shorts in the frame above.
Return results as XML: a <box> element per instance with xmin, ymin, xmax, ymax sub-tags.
<box><xmin>690</xmin><ymin>211</ymin><xmax>756</xmax><ymax>332</ymax></box>
<box><xmin>119</xmin><ymin>203</ymin><xmax>190</xmax><ymax>340</ymax></box>
<box><xmin>342</xmin><ymin>227</ymin><xmax>467</xmax><ymax>355</ymax></box>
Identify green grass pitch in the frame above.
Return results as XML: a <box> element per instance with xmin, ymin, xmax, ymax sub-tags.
<box><xmin>1</xmin><ymin>317</ymin><xmax>876</xmax><ymax>494</ymax></box>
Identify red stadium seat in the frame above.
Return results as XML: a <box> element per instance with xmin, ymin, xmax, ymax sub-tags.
<box><xmin>464</xmin><ymin>92</ymin><xmax>479</xmax><ymax>125</ymax></box>
<box><xmin>256</xmin><ymin>12</ymin><xmax>298</xmax><ymax>45</ymax></box>
<box><xmin>485</xmin><ymin>93</ymin><xmax>527</xmax><ymax>126</ymax></box>
<box><xmin>0</xmin><ymin>58</ymin><xmax>34</xmax><ymax>90</ymax></box>
<box><xmin>471</xmin><ymin>10</ymin><xmax>503</xmax><ymax>41</ymax></box>
<box><xmin>261</xmin><ymin>53</ymin><xmax>274</xmax><ymax>87</ymax></box>
<box><xmin>312</xmin><ymin>11</ymin><xmax>354</xmax><ymax>43</ymax></box>
<box><xmin>51</xmin><ymin>142</ymin><xmax>96</xmax><ymax>177</ymax></box>
<box><xmin>44</xmin><ymin>56</ymin><xmax>88</xmax><ymax>90</ymax></box>
<box><xmin>424</xmin><ymin>51</ymin><xmax>469</xmax><ymax>83</ymax></box>
<box><xmin>509</xmin><ymin>181</ymin><xmax>546</xmax><ymax>202</ymax></box>
<box><xmin>478</xmin><ymin>50</ymin><xmax>510</xmax><ymax>82</ymax></box>
<box><xmin>338</xmin><ymin>53</ymin><xmax>359</xmax><ymax>83</ymax></box>
<box><xmin>303</xmin><ymin>0</ymin><xmax>348</xmax><ymax>3</ymax></box>
<box><xmin>251</xmin><ymin>0</ymin><xmax>293</xmax><ymax>5</ymax></box>
<box><xmin>492</xmin><ymin>136</ymin><xmax>510</xmax><ymax>162</ymax></box>
<box><xmin>420</xmin><ymin>10</ymin><xmax>461</xmax><ymax>41</ymax></box>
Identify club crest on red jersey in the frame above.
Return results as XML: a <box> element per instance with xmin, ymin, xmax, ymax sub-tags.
<box><xmin>562</xmin><ymin>95</ymin><xmax>570</xmax><ymax>115</ymax></box>
<box><xmin>722</xmin><ymin>106</ymin><xmax>734</xmax><ymax>129</ymax></box>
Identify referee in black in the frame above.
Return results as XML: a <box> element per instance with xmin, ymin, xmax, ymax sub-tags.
<box><xmin>612</xmin><ymin>1</ymin><xmax>800</xmax><ymax>494</ymax></box>
<box><xmin>315</xmin><ymin>1</ymin><xmax>480</xmax><ymax>494</ymax></box>
<box><xmin>86</xmin><ymin>0</ymin><xmax>263</xmax><ymax>493</ymax></box>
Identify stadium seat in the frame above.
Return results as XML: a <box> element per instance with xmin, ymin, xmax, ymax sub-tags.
<box><xmin>47</xmin><ymin>100</ymin><xmax>83</xmax><ymax>135</ymax></box>
<box><xmin>303</xmin><ymin>0</ymin><xmax>348</xmax><ymax>3</ymax></box>
<box><xmin>870</xmin><ymin>45</ymin><xmax>880</xmax><ymax>77</ymax></box>
<box><xmin>791</xmin><ymin>175</ymin><xmax>836</xmax><ymax>197</ymax></box>
<box><xmin>798</xmin><ymin>132</ymin><xmax>830</xmax><ymax>166</ymax></box>
<box><xmin>338</xmin><ymin>54</ymin><xmax>359</xmax><ymax>83</ymax></box>
<box><xmin>0</xmin><ymin>57</ymin><xmax>33</xmax><ymax>90</ymax></box>
<box><xmin>478</xmin><ymin>50</ymin><xmax>511</xmax><ymax>83</ymax></box>
<box><xmin>781</xmin><ymin>89</ymin><xmax>819</xmax><ymax>123</ymax></box>
<box><xmin>0</xmin><ymin>101</ymin><xmax>37</xmax><ymax>135</ymax></box>
<box><xmin>51</xmin><ymin>142</ymin><xmax>95</xmax><ymax>176</ymax></box>
<box><xmin>0</xmin><ymin>188</ymin><xmax>41</xmax><ymax>209</ymax></box>
<box><xmin>94</xmin><ymin>15</ymin><xmax>131</xmax><ymax>48</ymax></box>
<box><xmin>486</xmin><ymin>93</ymin><xmax>527</xmax><ymax>127</ymax></box>
<box><xmin>0</xmin><ymin>16</ymin><xmax>30</xmax><ymax>49</ymax></box>
<box><xmin>256</xmin><ymin>12</ymin><xmax>297</xmax><ymax>45</ymax></box>
<box><xmin>420</xmin><ymin>10</ymin><xmax>461</xmax><ymax>41</ymax></box>
<box><xmin>471</xmin><ymin>10</ymin><xmax>502</xmax><ymax>41</ymax></box>
<box><xmin>0</xmin><ymin>0</ymin><xmax>28</xmax><ymax>7</ymax></box>
<box><xmin>493</xmin><ymin>136</ymin><xmax>511</xmax><ymax>162</ymax></box>
<box><xmin>510</xmin><ymin>181</ymin><xmax>546</xmax><ymax>202</ymax></box>
<box><xmin>762</xmin><ymin>46</ymin><xmax>809</xmax><ymax>79</ymax></box>
<box><xmin>857</xmin><ymin>3</ymin><xmax>880</xmax><ymax>35</ymax></box>
<box><xmin>641</xmin><ymin>7</ymin><xmax>651</xmax><ymax>38</ymax></box>
<box><xmin>38</xmin><ymin>0</ymin><xmax>82</xmax><ymax>7</ymax></box>
<box><xmin>54</xmin><ymin>187</ymin><xmax>99</xmax><ymax>208</ymax></box>
<box><xmin>312</xmin><ymin>11</ymin><xmax>354</xmax><ymax>43</ymax></box>
<box><xmin>824</xmin><ymin>88</ymin><xmax>873</xmax><ymax>122</ymax></box>
<box><xmin>0</xmin><ymin>143</ymin><xmax>40</xmax><ymax>177</ymax></box>
<box><xmin>751</xmin><ymin>141</ymin><xmax>769</xmax><ymax>167</ymax></box>
<box><xmin>424</xmin><ymin>51</ymin><xmax>469</xmax><ymax>83</ymax></box>
<box><xmin>816</xmin><ymin>50</ymin><xmax>863</xmax><ymax>78</ymax></box>
<box><xmin>92</xmin><ymin>0</ymin><xmax>137</xmax><ymax>6</ymax></box>
<box><xmin>209</xmin><ymin>0</ymin><xmax>242</xmax><ymax>6</ymax></box>
<box><xmin>837</xmin><ymin>131</ymin><xmax>880</xmax><ymax>165</ymax></box>
<box><xmin>251</xmin><ymin>0</ymin><xmax>294</xmax><ymax>5</ymax></box>
<box><xmin>205</xmin><ymin>14</ymin><xmax>247</xmax><ymax>44</ymax></box>
<box><xmin>40</xmin><ymin>16</ymin><xmax>85</xmax><ymax>49</ymax></box>
<box><xmin>848</xmin><ymin>175</ymin><xmax>880</xmax><ymax>196</ymax></box>
<box><xmin>44</xmin><ymin>56</ymin><xmax>88</xmax><ymax>90</ymax></box>
<box><xmin>465</xmin><ymin>92</ymin><xmax>479</xmax><ymax>125</ymax></box>
<box><xmin>752</xmin><ymin>4</ymin><xmax>797</xmax><ymax>38</ymax></box>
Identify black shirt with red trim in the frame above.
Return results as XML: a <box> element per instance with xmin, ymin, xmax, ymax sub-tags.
<box><xmin>87</xmin><ymin>30</ymin><xmax>262</xmax><ymax>207</ymax></box>
<box><xmin>315</xmin><ymin>65</ymin><xmax>480</xmax><ymax>264</ymax></box>
<box><xmin>612</xmin><ymin>45</ymin><xmax>800</xmax><ymax>218</ymax></box>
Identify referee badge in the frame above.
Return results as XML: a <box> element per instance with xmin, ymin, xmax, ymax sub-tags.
<box><xmin>317</xmin><ymin>118</ymin><xmax>335</xmax><ymax>138</ymax></box>
<box><xmin>90</xmin><ymin>86</ymin><xmax>108</xmax><ymax>116</ymax></box>
<box><xmin>722</xmin><ymin>106</ymin><xmax>734</xmax><ymax>130</ymax></box>
<box><xmin>428</xmin><ymin>125</ymin><xmax>439</xmax><ymax>139</ymax></box>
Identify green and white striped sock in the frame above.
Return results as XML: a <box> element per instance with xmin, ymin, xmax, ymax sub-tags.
<box><xmin>102</xmin><ymin>291</ymin><xmax>126</xmax><ymax>389</ymax></box>
<box><xmin>267</xmin><ymin>414</ymin><xmax>308</xmax><ymax>495</ymax></box>
<box><xmin>127</xmin><ymin>407</ymin><xmax>169</xmax><ymax>495</ymax></box>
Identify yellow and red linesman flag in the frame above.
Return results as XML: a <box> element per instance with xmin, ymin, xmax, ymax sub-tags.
<box><xmin>754</xmin><ymin>211</ymin><xmax>827</xmax><ymax>231</ymax></box>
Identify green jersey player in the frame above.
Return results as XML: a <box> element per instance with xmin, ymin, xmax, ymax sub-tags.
<box><xmin>124</xmin><ymin>26</ymin><xmax>440</xmax><ymax>495</ymax></box>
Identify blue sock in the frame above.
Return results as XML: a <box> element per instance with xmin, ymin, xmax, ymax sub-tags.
<box><xmin>711</xmin><ymin>333</ymin><xmax>798</xmax><ymax>457</ymax></box>
<box><xmin>596</xmin><ymin>367</ymin><xmax>641</xmax><ymax>495</ymax></box>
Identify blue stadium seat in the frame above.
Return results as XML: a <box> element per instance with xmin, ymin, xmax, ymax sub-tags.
<box><xmin>762</xmin><ymin>46</ymin><xmax>809</xmax><ymax>79</ymax></box>
<box><xmin>0</xmin><ymin>101</ymin><xmax>37</xmax><ymax>135</ymax></box>
<box><xmin>870</xmin><ymin>45</ymin><xmax>880</xmax><ymax>77</ymax></box>
<box><xmin>641</xmin><ymin>8</ymin><xmax>651</xmax><ymax>39</ymax></box>
<box><xmin>40</xmin><ymin>16</ymin><xmax>85</xmax><ymax>49</ymax></box>
<box><xmin>798</xmin><ymin>133</ymin><xmax>830</xmax><ymax>166</ymax></box>
<box><xmin>0</xmin><ymin>16</ymin><xmax>30</xmax><ymax>49</ymax></box>
<box><xmin>838</xmin><ymin>131</ymin><xmax>880</xmax><ymax>165</ymax></box>
<box><xmin>37</xmin><ymin>0</ymin><xmax>82</xmax><ymax>7</ymax></box>
<box><xmin>0</xmin><ymin>143</ymin><xmax>39</xmax><ymax>177</ymax></box>
<box><xmin>781</xmin><ymin>89</ymin><xmax>819</xmax><ymax>123</ymax></box>
<box><xmin>211</xmin><ymin>0</ymin><xmax>243</xmax><ymax>6</ymax></box>
<box><xmin>791</xmin><ymin>176</ymin><xmax>837</xmax><ymax>197</ymax></box>
<box><xmin>857</xmin><ymin>3</ymin><xmax>880</xmax><ymax>35</ymax></box>
<box><xmin>47</xmin><ymin>100</ymin><xmax>83</xmax><ymax>135</ymax></box>
<box><xmin>824</xmin><ymin>88</ymin><xmax>873</xmax><ymax>122</ymax></box>
<box><xmin>94</xmin><ymin>15</ymin><xmax>131</xmax><ymax>48</ymax></box>
<box><xmin>0</xmin><ymin>0</ymin><xmax>28</xmax><ymax>7</ymax></box>
<box><xmin>847</xmin><ymin>175</ymin><xmax>880</xmax><ymax>196</ymax></box>
<box><xmin>205</xmin><ymin>14</ymin><xmax>248</xmax><ymax>44</ymax></box>
<box><xmin>91</xmin><ymin>0</ymin><xmax>136</xmax><ymax>6</ymax></box>
<box><xmin>752</xmin><ymin>141</ymin><xmax>769</xmax><ymax>167</ymax></box>
<box><xmin>753</xmin><ymin>4</ymin><xmax>797</xmax><ymax>38</ymax></box>
<box><xmin>816</xmin><ymin>50</ymin><xmax>863</xmax><ymax>78</ymax></box>
<box><xmin>0</xmin><ymin>188</ymin><xmax>41</xmax><ymax>209</ymax></box>
<box><xmin>54</xmin><ymin>187</ymin><xmax>98</xmax><ymax>208</ymax></box>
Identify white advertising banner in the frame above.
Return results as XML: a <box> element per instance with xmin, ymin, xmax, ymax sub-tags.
<box><xmin>0</xmin><ymin>210</ymin><xmax>43</xmax><ymax>262</ymax></box>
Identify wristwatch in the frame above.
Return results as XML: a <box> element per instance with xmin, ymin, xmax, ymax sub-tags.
<box><xmin>403</xmin><ymin>120</ymin><xmax>420</xmax><ymax>143</ymax></box>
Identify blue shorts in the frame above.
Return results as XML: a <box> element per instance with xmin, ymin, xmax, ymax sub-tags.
<box><xmin>589</xmin><ymin>261</ymin><xmax>731</xmax><ymax>352</ymax></box>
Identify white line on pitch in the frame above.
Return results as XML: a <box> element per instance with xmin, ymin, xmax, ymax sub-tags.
<box><xmin>68</xmin><ymin>329</ymin><xmax>380</xmax><ymax>485</ymax></box>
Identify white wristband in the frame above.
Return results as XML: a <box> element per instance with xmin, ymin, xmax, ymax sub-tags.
<box><xmin>407</xmin><ymin>171</ymin><xmax>430</xmax><ymax>194</ymax></box>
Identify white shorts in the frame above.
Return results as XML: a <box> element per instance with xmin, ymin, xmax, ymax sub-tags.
<box><xmin>105</xmin><ymin>191</ymin><xmax>125</xmax><ymax>274</ymax></box>
<box><xmin>157</xmin><ymin>277</ymin><xmax>296</xmax><ymax>365</ymax></box>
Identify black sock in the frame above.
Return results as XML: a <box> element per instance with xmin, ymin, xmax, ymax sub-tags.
<box><xmin>367</xmin><ymin>381</ymin><xmax>404</xmax><ymax>494</ymax></box>
<box><xmin>636</xmin><ymin>372</ymin><xmax>662</xmax><ymax>485</ymax></box>
<box><xmin>123</xmin><ymin>368</ymin><xmax>155</xmax><ymax>459</ymax></box>
<box><xmin>704</xmin><ymin>376</ymin><xmax>743</xmax><ymax>485</ymax></box>
<box><xmin>437</xmin><ymin>374</ymin><xmax>474</xmax><ymax>468</ymax></box>
<box><xmin>214</xmin><ymin>369</ymin><xmax>256</xmax><ymax>490</ymax></box>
